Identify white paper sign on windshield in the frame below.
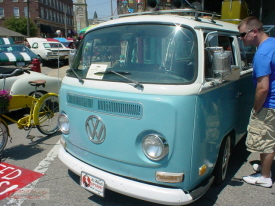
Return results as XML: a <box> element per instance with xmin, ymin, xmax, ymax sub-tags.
<box><xmin>86</xmin><ymin>64</ymin><xmax>108</xmax><ymax>79</ymax></box>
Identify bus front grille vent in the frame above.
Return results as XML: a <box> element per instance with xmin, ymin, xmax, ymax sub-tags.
<box><xmin>67</xmin><ymin>93</ymin><xmax>143</xmax><ymax>119</ymax></box>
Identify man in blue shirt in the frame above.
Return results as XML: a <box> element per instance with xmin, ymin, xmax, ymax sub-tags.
<box><xmin>238</xmin><ymin>16</ymin><xmax>275</xmax><ymax>188</ymax></box>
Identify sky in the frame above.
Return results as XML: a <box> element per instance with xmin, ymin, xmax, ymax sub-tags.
<box><xmin>86</xmin><ymin>0</ymin><xmax>118</xmax><ymax>19</ymax></box>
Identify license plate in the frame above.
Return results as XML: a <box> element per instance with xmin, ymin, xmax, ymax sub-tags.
<box><xmin>80</xmin><ymin>172</ymin><xmax>105</xmax><ymax>197</ymax></box>
<box><xmin>16</xmin><ymin>62</ymin><xmax>25</xmax><ymax>67</ymax></box>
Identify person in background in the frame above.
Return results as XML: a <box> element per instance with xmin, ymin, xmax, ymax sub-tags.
<box><xmin>238</xmin><ymin>16</ymin><xmax>275</xmax><ymax>188</ymax></box>
<box><xmin>23</xmin><ymin>39</ymin><xmax>30</xmax><ymax>48</ymax></box>
<box><xmin>75</xmin><ymin>36</ymin><xmax>82</xmax><ymax>49</ymax></box>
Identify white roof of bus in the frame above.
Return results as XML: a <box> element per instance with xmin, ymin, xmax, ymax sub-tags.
<box><xmin>88</xmin><ymin>12</ymin><xmax>239</xmax><ymax>33</ymax></box>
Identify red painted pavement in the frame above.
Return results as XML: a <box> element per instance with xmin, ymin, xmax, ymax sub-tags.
<box><xmin>0</xmin><ymin>162</ymin><xmax>44</xmax><ymax>200</ymax></box>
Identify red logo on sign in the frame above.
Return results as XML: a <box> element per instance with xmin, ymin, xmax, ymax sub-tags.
<box><xmin>0</xmin><ymin>163</ymin><xmax>44</xmax><ymax>200</ymax></box>
<box><xmin>82</xmin><ymin>174</ymin><xmax>91</xmax><ymax>187</ymax></box>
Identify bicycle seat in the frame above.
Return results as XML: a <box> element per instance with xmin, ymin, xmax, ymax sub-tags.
<box><xmin>28</xmin><ymin>80</ymin><xmax>46</xmax><ymax>87</ymax></box>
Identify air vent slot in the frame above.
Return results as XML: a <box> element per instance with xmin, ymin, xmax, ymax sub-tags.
<box><xmin>67</xmin><ymin>93</ymin><xmax>142</xmax><ymax>119</ymax></box>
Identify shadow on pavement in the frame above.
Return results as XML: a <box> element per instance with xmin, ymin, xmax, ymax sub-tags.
<box><xmin>43</xmin><ymin>60</ymin><xmax>68</xmax><ymax>68</ymax></box>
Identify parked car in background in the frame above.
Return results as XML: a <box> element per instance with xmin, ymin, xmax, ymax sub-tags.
<box><xmin>27</xmin><ymin>38</ymin><xmax>71</xmax><ymax>65</ymax></box>
<box><xmin>0</xmin><ymin>37</ymin><xmax>14</xmax><ymax>45</ymax></box>
<box><xmin>0</xmin><ymin>44</ymin><xmax>38</xmax><ymax>67</ymax></box>
<box><xmin>61</xmin><ymin>41</ymin><xmax>76</xmax><ymax>49</ymax></box>
<box><xmin>0</xmin><ymin>66</ymin><xmax>61</xmax><ymax>96</ymax></box>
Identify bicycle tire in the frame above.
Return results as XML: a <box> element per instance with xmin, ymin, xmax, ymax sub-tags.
<box><xmin>0</xmin><ymin>121</ymin><xmax>8</xmax><ymax>152</ymax></box>
<box><xmin>34</xmin><ymin>93</ymin><xmax>60</xmax><ymax>135</ymax></box>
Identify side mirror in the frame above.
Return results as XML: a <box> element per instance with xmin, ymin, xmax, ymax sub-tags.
<box><xmin>212</xmin><ymin>49</ymin><xmax>231</xmax><ymax>75</ymax></box>
<box><xmin>212</xmin><ymin>50</ymin><xmax>240</xmax><ymax>81</ymax></box>
<box><xmin>206</xmin><ymin>47</ymin><xmax>240</xmax><ymax>84</ymax></box>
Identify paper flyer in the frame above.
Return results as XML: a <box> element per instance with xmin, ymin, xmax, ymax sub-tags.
<box><xmin>86</xmin><ymin>64</ymin><xmax>108</xmax><ymax>79</ymax></box>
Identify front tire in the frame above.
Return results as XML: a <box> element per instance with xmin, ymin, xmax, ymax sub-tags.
<box><xmin>213</xmin><ymin>135</ymin><xmax>231</xmax><ymax>184</ymax></box>
<box><xmin>0</xmin><ymin>121</ymin><xmax>8</xmax><ymax>152</ymax></box>
<box><xmin>34</xmin><ymin>93</ymin><xmax>59</xmax><ymax>135</ymax></box>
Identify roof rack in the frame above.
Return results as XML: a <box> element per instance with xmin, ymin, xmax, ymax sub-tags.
<box><xmin>95</xmin><ymin>9</ymin><xmax>221</xmax><ymax>25</ymax></box>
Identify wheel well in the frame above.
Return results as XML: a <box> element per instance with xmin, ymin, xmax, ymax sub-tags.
<box><xmin>228</xmin><ymin>130</ymin><xmax>236</xmax><ymax>148</ymax></box>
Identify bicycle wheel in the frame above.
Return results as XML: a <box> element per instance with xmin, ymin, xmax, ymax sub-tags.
<box><xmin>0</xmin><ymin>121</ymin><xmax>8</xmax><ymax>152</ymax></box>
<box><xmin>34</xmin><ymin>93</ymin><xmax>60</xmax><ymax>135</ymax></box>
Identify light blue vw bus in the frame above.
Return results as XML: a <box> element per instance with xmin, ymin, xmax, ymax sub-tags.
<box><xmin>58</xmin><ymin>7</ymin><xmax>255</xmax><ymax>205</ymax></box>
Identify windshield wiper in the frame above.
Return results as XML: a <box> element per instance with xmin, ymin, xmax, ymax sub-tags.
<box><xmin>95</xmin><ymin>70</ymin><xmax>144</xmax><ymax>89</ymax></box>
<box><xmin>94</xmin><ymin>71</ymin><xmax>130</xmax><ymax>75</ymax></box>
<box><xmin>67</xmin><ymin>69</ymin><xmax>84</xmax><ymax>84</ymax></box>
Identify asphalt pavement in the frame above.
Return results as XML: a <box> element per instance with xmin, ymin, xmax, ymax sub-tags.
<box><xmin>41</xmin><ymin>62</ymin><xmax>68</xmax><ymax>79</ymax></box>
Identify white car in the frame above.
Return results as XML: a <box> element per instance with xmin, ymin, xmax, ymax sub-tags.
<box><xmin>27</xmin><ymin>38</ymin><xmax>71</xmax><ymax>64</ymax></box>
<box><xmin>0</xmin><ymin>67</ymin><xmax>61</xmax><ymax>97</ymax></box>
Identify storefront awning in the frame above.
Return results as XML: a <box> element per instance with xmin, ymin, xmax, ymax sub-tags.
<box><xmin>40</xmin><ymin>24</ymin><xmax>54</xmax><ymax>33</ymax></box>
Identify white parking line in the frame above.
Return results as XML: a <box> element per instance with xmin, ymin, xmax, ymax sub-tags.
<box><xmin>6</xmin><ymin>140</ymin><xmax>61</xmax><ymax>205</ymax></box>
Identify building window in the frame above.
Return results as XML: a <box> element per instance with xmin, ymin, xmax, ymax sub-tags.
<box><xmin>45</xmin><ymin>9</ymin><xmax>48</xmax><ymax>20</ymax></box>
<box><xmin>23</xmin><ymin>0</ymin><xmax>27</xmax><ymax>2</ymax></box>
<box><xmin>12</xmin><ymin>0</ymin><xmax>18</xmax><ymax>2</ymax></box>
<box><xmin>13</xmin><ymin>7</ymin><xmax>19</xmax><ymax>17</ymax></box>
<box><xmin>24</xmin><ymin>7</ymin><xmax>28</xmax><ymax>18</ymax></box>
<box><xmin>41</xmin><ymin>7</ymin><xmax>44</xmax><ymax>19</ymax></box>
<box><xmin>49</xmin><ymin>10</ymin><xmax>52</xmax><ymax>21</ymax></box>
<box><xmin>0</xmin><ymin>8</ymin><xmax>4</xmax><ymax>17</ymax></box>
<box><xmin>0</xmin><ymin>0</ymin><xmax>3</xmax><ymax>3</ymax></box>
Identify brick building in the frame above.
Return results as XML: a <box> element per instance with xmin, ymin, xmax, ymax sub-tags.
<box><xmin>0</xmin><ymin>0</ymin><xmax>75</xmax><ymax>38</ymax></box>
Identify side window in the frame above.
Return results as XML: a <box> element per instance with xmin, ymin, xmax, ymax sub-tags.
<box><xmin>32</xmin><ymin>43</ymin><xmax>38</xmax><ymax>49</ymax></box>
<box><xmin>238</xmin><ymin>38</ymin><xmax>256</xmax><ymax>69</ymax></box>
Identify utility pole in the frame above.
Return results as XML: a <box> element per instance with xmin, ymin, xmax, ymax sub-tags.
<box><xmin>27</xmin><ymin>0</ymin><xmax>30</xmax><ymax>37</ymax></box>
<box><xmin>64</xmin><ymin>5</ymin><xmax>67</xmax><ymax>38</ymax></box>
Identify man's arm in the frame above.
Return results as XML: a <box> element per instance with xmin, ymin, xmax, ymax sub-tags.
<box><xmin>253</xmin><ymin>75</ymin><xmax>269</xmax><ymax>114</ymax></box>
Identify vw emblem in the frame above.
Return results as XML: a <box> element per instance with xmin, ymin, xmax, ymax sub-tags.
<box><xmin>86</xmin><ymin>115</ymin><xmax>106</xmax><ymax>144</ymax></box>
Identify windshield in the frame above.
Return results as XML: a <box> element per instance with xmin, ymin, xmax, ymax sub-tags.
<box><xmin>43</xmin><ymin>43</ymin><xmax>63</xmax><ymax>48</ymax></box>
<box><xmin>0</xmin><ymin>46</ymin><xmax>31</xmax><ymax>52</ymax></box>
<box><xmin>69</xmin><ymin>24</ymin><xmax>198</xmax><ymax>84</ymax></box>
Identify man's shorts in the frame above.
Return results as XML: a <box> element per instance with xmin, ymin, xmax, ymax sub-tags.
<box><xmin>246</xmin><ymin>107</ymin><xmax>275</xmax><ymax>153</ymax></box>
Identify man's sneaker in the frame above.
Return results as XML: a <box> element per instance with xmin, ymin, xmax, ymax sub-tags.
<box><xmin>243</xmin><ymin>173</ymin><xmax>272</xmax><ymax>188</ymax></box>
<box><xmin>252</xmin><ymin>164</ymin><xmax>261</xmax><ymax>173</ymax></box>
<box><xmin>252</xmin><ymin>164</ymin><xmax>272</xmax><ymax>177</ymax></box>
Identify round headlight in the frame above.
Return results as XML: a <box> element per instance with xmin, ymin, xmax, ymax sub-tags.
<box><xmin>142</xmin><ymin>134</ymin><xmax>169</xmax><ymax>161</ymax></box>
<box><xmin>58</xmin><ymin>113</ymin><xmax>70</xmax><ymax>134</ymax></box>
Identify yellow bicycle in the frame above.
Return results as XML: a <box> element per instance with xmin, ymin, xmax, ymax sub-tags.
<box><xmin>0</xmin><ymin>68</ymin><xmax>59</xmax><ymax>152</ymax></box>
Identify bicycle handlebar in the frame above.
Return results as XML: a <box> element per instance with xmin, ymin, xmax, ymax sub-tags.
<box><xmin>0</xmin><ymin>68</ymin><xmax>30</xmax><ymax>78</ymax></box>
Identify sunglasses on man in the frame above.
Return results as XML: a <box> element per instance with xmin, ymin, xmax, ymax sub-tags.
<box><xmin>239</xmin><ymin>29</ymin><xmax>254</xmax><ymax>38</ymax></box>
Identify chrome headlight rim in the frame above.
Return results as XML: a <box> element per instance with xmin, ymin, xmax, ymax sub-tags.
<box><xmin>58</xmin><ymin>113</ymin><xmax>70</xmax><ymax>134</ymax></box>
<box><xmin>142</xmin><ymin>133</ymin><xmax>169</xmax><ymax>161</ymax></box>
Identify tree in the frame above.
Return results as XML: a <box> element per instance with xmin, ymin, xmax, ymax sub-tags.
<box><xmin>4</xmin><ymin>17</ymin><xmax>37</xmax><ymax>37</ymax></box>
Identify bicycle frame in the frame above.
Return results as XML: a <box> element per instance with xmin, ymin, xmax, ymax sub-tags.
<box><xmin>1</xmin><ymin>92</ymin><xmax>58</xmax><ymax>131</ymax></box>
<box><xmin>1</xmin><ymin>95</ymin><xmax>37</xmax><ymax>130</ymax></box>
<box><xmin>0</xmin><ymin>68</ymin><xmax>59</xmax><ymax>152</ymax></box>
